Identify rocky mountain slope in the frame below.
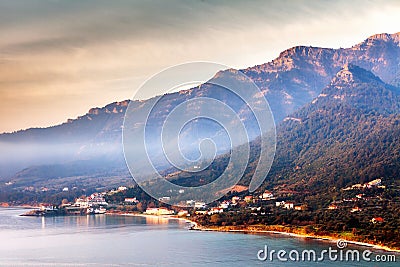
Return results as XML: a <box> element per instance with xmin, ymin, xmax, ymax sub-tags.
<box><xmin>1</xmin><ymin>32</ymin><xmax>399</xmax><ymax>191</ymax></box>
<box><xmin>267</xmin><ymin>64</ymin><xmax>400</xmax><ymax>192</ymax></box>
<box><xmin>168</xmin><ymin>64</ymin><xmax>400</xmax><ymax>194</ymax></box>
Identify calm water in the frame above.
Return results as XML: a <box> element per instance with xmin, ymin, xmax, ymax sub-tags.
<box><xmin>0</xmin><ymin>208</ymin><xmax>398</xmax><ymax>266</ymax></box>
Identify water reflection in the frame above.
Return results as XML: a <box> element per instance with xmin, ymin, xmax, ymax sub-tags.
<box><xmin>145</xmin><ymin>215</ymin><xmax>172</xmax><ymax>225</ymax></box>
<box><xmin>38</xmin><ymin>214</ymin><xmax>187</xmax><ymax>230</ymax></box>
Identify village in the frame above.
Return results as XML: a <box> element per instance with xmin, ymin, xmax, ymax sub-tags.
<box><xmin>21</xmin><ymin>177</ymin><xmax>388</xmax><ymax>228</ymax></box>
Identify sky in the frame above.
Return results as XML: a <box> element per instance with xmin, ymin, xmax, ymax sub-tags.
<box><xmin>0</xmin><ymin>0</ymin><xmax>400</xmax><ymax>133</ymax></box>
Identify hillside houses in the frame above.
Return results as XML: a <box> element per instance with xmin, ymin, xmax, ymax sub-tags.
<box><xmin>74</xmin><ymin>193</ymin><xmax>108</xmax><ymax>208</ymax></box>
<box><xmin>275</xmin><ymin>201</ymin><xmax>296</xmax><ymax>209</ymax></box>
<box><xmin>260</xmin><ymin>191</ymin><xmax>275</xmax><ymax>200</ymax></box>
<box><xmin>371</xmin><ymin>217</ymin><xmax>384</xmax><ymax>224</ymax></box>
<box><xmin>343</xmin><ymin>178</ymin><xmax>385</xmax><ymax>191</ymax></box>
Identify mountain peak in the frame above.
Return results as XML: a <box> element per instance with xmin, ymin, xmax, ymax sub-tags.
<box><xmin>330</xmin><ymin>64</ymin><xmax>383</xmax><ymax>87</ymax></box>
<box><xmin>313</xmin><ymin>64</ymin><xmax>400</xmax><ymax>114</ymax></box>
<box><xmin>353</xmin><ymin>32</ymin><xmax>400</xmax><ymax>50</ymax></box>
<box><xmin>367</xmin><ymin>32</ymin><xmax>400</xmax><ymax>42</ymax></box>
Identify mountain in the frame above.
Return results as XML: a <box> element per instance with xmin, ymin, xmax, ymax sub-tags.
<box><xmin>167</xmin><ymin>64</ymin><xmax>400</xmax><ymax>197</ymax></box>
<box><xmin>242</xmin><ymin>32</ymin><xmax>400</xmax><ymax>120</ymax></box>
<box><xmin>262</xmin><ymin>64</ymin><xmax>400</xmax><ymax>194</ymax></box>
<box><xmin>1</xmin><ymin>32</ymin><xmax>399</xmax><ymax>191</ymax></box>
<box><xmin>0</xmin><ymin>101</ymin><xmax>129</xmax><ymax>179</ymax></box>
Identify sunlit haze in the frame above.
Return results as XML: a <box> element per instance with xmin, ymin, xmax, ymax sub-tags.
<box><xmin>1</xmin><ymin>0</ymin><xmax>400</xmax><ymax>133</ymax></box>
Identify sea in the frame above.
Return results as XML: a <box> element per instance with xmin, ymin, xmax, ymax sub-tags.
<box><xmin>0</xmin><ymin>208</ymin><xmax>398</xmax><ymax>266</ymax></box>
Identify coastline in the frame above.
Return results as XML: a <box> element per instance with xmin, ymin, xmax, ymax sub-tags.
<box><xmin>190</xmin><ymin>224</ymin><xmax>400</xmax><ymax>253</ymax></box>
<box><xmin>6</xmin><ymin>206</ymin><xmax>399</xmax><ymax>253</ymax></box>
<box><xmin>105</xmin><ymin>211</ymin><xmax>399</xmax><ymax>253</ymax></box>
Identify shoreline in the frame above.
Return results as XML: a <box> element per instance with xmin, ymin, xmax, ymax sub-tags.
<box><xmin>107</xmin><ymin>212</ymin><xmax>399</xmax><ymax>253</ymax></box>
<box><xmin>8</xmin><ymin>207</ymin><xmax>399</xmax><ymax>253</ymax></box>
<box><xmin>190</xmin><ymin>224</ymin><xmax>400</xmax><ymax>253</ymax></box>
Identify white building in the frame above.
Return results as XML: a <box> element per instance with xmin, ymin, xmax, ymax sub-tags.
<box><xmin>89</xmin><ymin>193</ymin><xmax>108</xmax><ymax>206</ymax></box>
<box><xmin>195</xmin><ymin>202</ymin><xmax>206</xmax><ymax>209</ymax></box>
<box><xmin>124</xmin><ymin>198</ymin><xmax>138</xmax><ymax>203</ymax></box>
<box><xmin>75</xmin><ymin>198</ymin><xmax>89</xmax><ymax>208</ymax></box>
<box><xmin>219</xmin><ymin>201</ymin><xmax>230</xmax><ymax>209</ymax></box>
<box><xmin>208</xmin><ymin>207</ymin><xmax>224</xmax><ymax>215</ymax></box>
<box><xmin>261</xmin><ymin>191</ymin><xmax>274</xmax><ymax>200</ymax></box>
<box><xmin>159</xmin><ymin>196</ymin><xmax>171</xmax><ymax>202</ymax></box>
<box><xmin>40</xmin><ymin>204</ymin><xmax>57</xmax><ymax>211</ymax></box>
<box><xmin>186</xmin><ymin>200</ymin><xmax>196</xmax><ymax>206</ymax></box>
<box><xmin>74</xmin><ymin>193</ymin><xmax>108</xmax><ymax>208</ymax></box>
<box><xmin>231</xmin><ymin>196</ymin><xmax>241</xmax><ymax>203</ymax></box>
<box><xmin>284</xmin><ymin>202</ymin><xmax>294</xmax><ymax>209</ymax></box>
<box><xmin>366</xmin><ymin>179</ymin><xmax>382</xmax><ymax>188</ymax></box>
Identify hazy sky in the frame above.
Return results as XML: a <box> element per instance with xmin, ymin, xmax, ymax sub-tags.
<box><xmin>1</xmin><ymin>0</ymin><xmax>400</xmax><ymax>133</ymax></box>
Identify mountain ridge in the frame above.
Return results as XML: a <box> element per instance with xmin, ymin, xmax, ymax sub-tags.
<box><xmin>165</xmin><ymin>64</ymin><xmax>400</xmax><ymax>197</ymax></box>
<box><xmin>3</xmin><ymin>32</ymin><xmax>399</xmax><ymax>136</ymax></box>
<box><xmin>1</xmin><ymin>32</ymin><xmax>399</xmax><ymax>189</ymax></box>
